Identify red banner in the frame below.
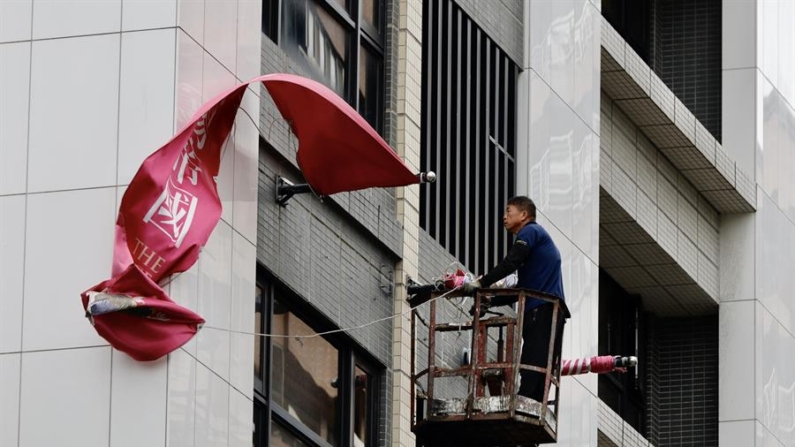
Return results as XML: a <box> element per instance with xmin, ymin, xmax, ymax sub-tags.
<box><xmin>82</xmin><ymin>74</ymin><xmax>422</xmax><ymax>361</ymax></box>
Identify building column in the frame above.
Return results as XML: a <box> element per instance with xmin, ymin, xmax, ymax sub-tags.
<box><xmin>393</xmin><ymin>0</ymin><xmax>423</xmax><ymax>446</ymax></box>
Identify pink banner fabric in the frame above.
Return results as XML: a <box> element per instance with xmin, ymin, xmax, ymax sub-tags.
<box><xmin>82</xmin><ymin>74</ymin><xmax>421</xmax><ymax>361</ymax></box>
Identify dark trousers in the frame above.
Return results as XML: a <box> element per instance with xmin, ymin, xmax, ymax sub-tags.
<box><xmin>518</xmin><ymin>303</ymin><xmax>565</xmax><ymax>402</ymax></box>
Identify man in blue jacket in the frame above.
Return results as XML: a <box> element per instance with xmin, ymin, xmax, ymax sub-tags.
<box><xmin>462</xmin><ymin>195</ymin><xmax>565</xmax><ymax>402</ymax></box>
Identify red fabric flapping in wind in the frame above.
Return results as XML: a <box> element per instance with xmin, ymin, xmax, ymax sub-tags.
<box><xmin>263</xmin><ymin>74</ymin><xmax>420</xmax><ymax>196</ymax></box>
<box><xmin>82</xmin><ymin>74</ymin><xmax>421</xmax><ymax>361</ymax></box>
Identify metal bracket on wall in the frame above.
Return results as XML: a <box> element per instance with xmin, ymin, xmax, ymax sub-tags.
<box><xmin>275</xmin><ymin>176</ymin><xmax>312</xmax><ymax>206</ymax></box>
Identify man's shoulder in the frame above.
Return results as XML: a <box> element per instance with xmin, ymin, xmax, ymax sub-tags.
<box><xmin>519</xmin><ymin>222</ymin><xmax>546</xmax><ymax>236</ymax></box>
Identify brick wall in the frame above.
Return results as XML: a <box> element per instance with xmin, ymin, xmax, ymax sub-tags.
<box><xmin>646</xmin><ymin>316</ymin><xmax>718</xmax><ymax>447</ymax></box>
<box><xmin>650</xmin><ymin>0</ymin><xmax>722</xmax><ymax>140</ymax></box>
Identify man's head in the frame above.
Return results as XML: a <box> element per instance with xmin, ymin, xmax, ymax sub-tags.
<box><xmin>503</xmin><ymin>196</ymin><xmax>536</xmax><ymax>234</ymax></box>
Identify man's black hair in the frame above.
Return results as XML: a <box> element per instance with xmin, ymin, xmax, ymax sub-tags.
<box><xmin>507</xmin><ymin>196</ymin><xmax>536</xmax><ymax>219</ymax></box>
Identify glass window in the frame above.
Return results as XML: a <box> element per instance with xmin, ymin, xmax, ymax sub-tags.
<box><xmin>282</xmin><ymin>0</ymin><xmax>350</xmax><ymax>96</ymax></box>
<box><xmin>353</xmin><ymin>366</ymin><xmax>370</xmax><ymax>447</ymax></box>
<box><xmin>255</xmin><ymin>285</ymin><xmax>264</xmax><ymax>392</ymax></box>
<box><xmin>271</xmin><ymin>296</ymin><xmax>339</xmax><ymax>446</ymax></box>
<box><xmin>263</xmin><ymin>0</ymin><xmax>279</xmax><ymax>42</ymax></box>
<box><xmin>254</xmin><ymin>265</ymin><xmax>381</xmax><ymax>447</ymax></box>
<box><xmin>361</xmin><ymin>0</ymin><xmax>380</xmax><ymax>35</ymax></box>
<box><xmin>272</xmin><ymin>420</ymin><xmax>313</xmax><ymax>447</ymax></box>
<box><xmin>358</xmin><ymin>44</ymin><xmax>382</xmax><ymax>131</ymax></box>
<box><xmin>330</xmin><ymin>0</ymin><xmax>350</xmax><ymax>14</ymax></box>
<box><xmin>267</xmin><ymin>0</ymin><xmax>385</xmax><ymax>134</ymax></box>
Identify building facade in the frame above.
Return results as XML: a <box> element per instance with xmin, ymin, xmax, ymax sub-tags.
<box><xmin>1</xmin><ymin>1</ymin><xmax>794</xmax><ymax>447</ymax></box>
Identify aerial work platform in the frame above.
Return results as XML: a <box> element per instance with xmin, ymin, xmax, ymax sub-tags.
<box><xmin>408</xmin><ymin>288</ymin><xmax>569</xmax><ymax>447</ymax></box>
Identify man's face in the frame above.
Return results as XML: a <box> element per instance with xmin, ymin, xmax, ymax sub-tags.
<box><xmin>503</xmin><ymin>204</ymin><xmax>528</xmax><ymax>234</ymax></box>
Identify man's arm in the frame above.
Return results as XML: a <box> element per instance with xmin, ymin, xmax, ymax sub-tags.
<box><xmin>463</xmin><ymin>240</ymin><xmax>531</xmax><ymax>308</ymax></box>
<box><xmin>480</xmin><ymin>240</ymin><xmax>531</xmax><ymax>287</ymax></box>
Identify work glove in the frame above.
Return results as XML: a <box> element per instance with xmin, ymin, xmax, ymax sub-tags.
<box><xmin>459</xmin><ymin>280</ymin><xmax>482</xmax><ymax>296</ymax></box>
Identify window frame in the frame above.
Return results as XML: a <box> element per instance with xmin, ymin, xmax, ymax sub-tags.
<box><xmin>263</xmin><ymin>0</ymin><xmax>386</xmax><ymax>133</ymax></box>
<box><xmin>254</xmin><ymin>268</ymin><xmax>382</xmax><ymax>447</ymax></box>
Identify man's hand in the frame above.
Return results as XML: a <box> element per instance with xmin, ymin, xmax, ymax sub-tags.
<box><xmin>459</xmin><ymin>280</ymin><xmax>481</xmax><ymax>295</ymax></box>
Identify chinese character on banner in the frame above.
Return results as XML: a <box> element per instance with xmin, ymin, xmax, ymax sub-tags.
<box><xmin>143</xmin><ymin>178</ymin><xmax>198</xmax><ymax>248</ymax></box>
<box><xmin>173</xmin><ymin>146</ymin><xmax>201</xmax><ymax>185</ymax></box>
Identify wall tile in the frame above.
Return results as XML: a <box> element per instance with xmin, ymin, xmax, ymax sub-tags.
<box><xmin>32</xmin><ymin>0</ymin><xmax>121</xmax><ymax>39</ymax></box>
<box><xmin>228</xmin><ymin>388</ymin><xmax>252</xmax><ymax>447</ymax></box>
<box><xmin>755</xmin><ymin>188</ymin><xmax>793</xmax><ymax>333</ymax></box>
<box><xmin>19</xmin><ymin>347</ymin><xmax>111</xmax><ymax>447</ymax></box>
<box><xmin>719</xmin><ymin>420</ymin><xmax>755</xmax><ymax>447</ymax></box>
<box><xmin>722</xmin><ymin>68</ymin><xmax>757</xmax><ymax>178</ymax></box>
<box><xmin>722</xmin><ymin>0</ymin><xmax>756</xmax><ymax>70</ymax></box>
<box><xmin>28</xmin><ymin>35</ymin><xmax>120</xmax><ymax>193</ymax></box>
<box><xmin>761</xmin><ymin>0</ymin><xmax>779</xmax><ymax>89</ymax></box>
<box><xmin>550</xmin><ymin>0</ymin><xmax>575</xmax><ymax>107</ymax></box>
<box><xmin>23</xmin><ymin>188</ymin><xmax>115</xmax><ymax>350</ymax></box>
<box><xmin>204</xmin><ymin>0</ymin><xmax>238</xmax><ymax>73</ymax></box>
<box><xmin>516</xmin><ymin>71</ymin><xmax>531</xmax><ymax>196</ymax></box>
<box><xmin>0</xmin><ymin>196</ymin><xmax>25</xmax><ymax>353</ymax></box>
<box><xmin>110</xmin><ymin>352</ymin><xmax>168</xmax><ymax>447</ymax></box>
<box><xmin>118</xmin><ymin>28</ymin><xmax>177</xmax><ymax>185</ymax></box>
<box><xmin>756</xmin><ymin>421</ymin><xmax>786</xmax><ymax>447</ymax></box>
<box><xmin>777</xmin><ymin>1</ymin><xmax>795</xmax><ymax>107</ymax></box>
<box><xmin>573</xmin><ymin>1</ymin><xmax>594</xmax><ymax>127</ymax></box>
<box><xmin>195</xmin><ymin>362</ymin><xmax>230</xmax><ymax>447</ymax></box>
<box><xmin>170</xmin><ymin>259</ymin><xmax>200</xmax><ymax>356</ymax></box>
<box><xmin>719</xmin><ymin>213</ymin><xmax>754</xmax><ymax>302</ymax></box>
<box><xmin>777</xmin><ymin>101</ymin><xmax>795</xmax><ymax>223</ymax></box>
<box><xmin>0</xmin><ymin>353</ymin><xmax>20</xmax><ymax>447</ymax></box>
<box><xmin>546</xmin><ymin>94</ymin><xmax>574</xmax><ymax>239</ymax></box>
<box><xmin>219</xmin><ymin>123</ymin><xmax>236</xmax><ymax>225</ymax></box>
<box><xmin>572</xmin><ymin>123</ymin><xmax>593</xmax><ymax>258</ymax></box>
<box><xmin>122</xmin><ymin>0</ymin><xmax>177</xmax><ymax>31</ymax></box>
<box><xmin>756</xmin><ymin>302</ymin><xmax>795</xmax><ymax>446</ymax></box>
<box><xmin>178</xmin><ymin>0</ymin><xmax>205</xmax><ymax>46</ymax></box>
<box><xmin>196</xmin><ymin>221</ymin><xmax>233</xmax><ymax>380</ymax></box>
<box><xmin>591</xmin><ymin>7</ymin><xmax>601</xmax><ymax>133</ymax></box>
<box><xmin>528</xmin><ymin>70</ymin><xmax>551</xmax><ymax>207</ymax></box>
<box><xmin>176</xmin><ymin>29</ymin><xmax>205</xmax><ymax>129</ymax></box>
<box><xmin>168</xmin><ymin>349</ymin><xmax>197</xmax><ymax>447</ymax></box>
<box><xmin>529</xmin><ymin>0</ymin><xmax>552</xmax><ymax>84</ymax></box>
<box><xmin>719</xmin><ymin>300</ymin><xmax>755</xmax><ymax>422</ymax></box>
<box><xmin>229</xmin><ymin>231</ymin><xmax>255</xmax><ymax>395</ymax></box>
<box><xmin>232</xmin><ymin>103</ymin><xmax>259</xmax><ymax>244</ymax></box>
<box><xmin>0</xmin><ymin>42</ymin><xmax>30</xmax><ymax>195</ymax></box>
<box><xmin>0</xmin><ymin>0</ymin><xmax>32</xmax><ymax>42</ymax></box>
<box><xmin>760</xmin><ymin>77</ymin><xmax>778</xmax><ymax>202</ymax></box>
<box><xmin>591</xmin><ymin>135</ymin><xmax>600</xmax><ymax>263</ymax></box>
<box><xmin>236</xmin><ymin>0</ymin><xmax>262</xmax><ymax>82</ymax></box>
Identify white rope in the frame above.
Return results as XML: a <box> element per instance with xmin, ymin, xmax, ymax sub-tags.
<box><xmin>203</xmin><ymin>284</ymin><xmax>464</xmax><ymax>340</ymax></box>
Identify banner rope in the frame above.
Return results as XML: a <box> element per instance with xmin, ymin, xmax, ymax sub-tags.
<box><xmin>203</xmin><ymin>284</ymin><xmax>462</xmax><ymax>340</ymax></box>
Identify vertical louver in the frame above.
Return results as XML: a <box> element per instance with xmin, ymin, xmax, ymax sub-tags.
<box><xmin>420</xmin><ymin>0</ymin><xmax>517</xmax><ymax>275</ymax></box>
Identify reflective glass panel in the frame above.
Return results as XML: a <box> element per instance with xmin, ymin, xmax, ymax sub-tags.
<box><xmin>362</xmin><ymin>0</ymin><xmax>380</xmax><ymax>34</ymax></box>
<box><xmin>271</xmin><ymin>420</ymin><xmax>312</xmax><ymax>447</ymax></box>
<box><xmin>271</xmin><ymin>295</ymin><xmax>339</xmax><ymax>446</ymax></box>
<box><xmin>254</xmin><ymin>285</ymin><xmax>263</xmax><ymax>389</ymax></box>
<box><xmin>358</xmin><ymin>44</ymin><xmax>382</xmax><ymax>131</ymax></box>
<box><xmin>353</xmin><ymin>366</ymin><xmax>370</xmax><ymax>447</ymax></box>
